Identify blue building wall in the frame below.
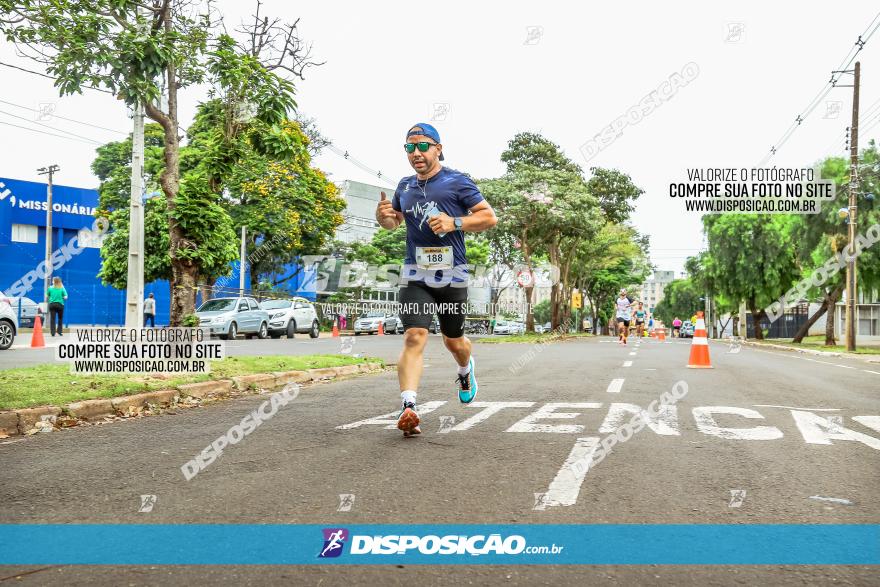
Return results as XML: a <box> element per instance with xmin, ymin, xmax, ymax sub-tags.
<box><xmin>0</xmin><ymin>176</ymin><xmax>315</xmax><ymax>326</ymax></box>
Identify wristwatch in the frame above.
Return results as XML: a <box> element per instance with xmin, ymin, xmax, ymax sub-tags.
<box><xmin>454</xmin><ymin>217</ymin><xmax>463</xmax><ymax>231</ymax></box>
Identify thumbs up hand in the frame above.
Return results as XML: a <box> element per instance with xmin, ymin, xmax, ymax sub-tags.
<box><xmin>376</xmin><ymin>191</ymin><xmax>399</xmax><ymax>227</ymax></box>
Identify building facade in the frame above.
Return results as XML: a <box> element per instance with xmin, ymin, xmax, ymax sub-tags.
<box><xmin>639</xmin><ymin>270</ymin><xmax>675</xmax><ymax>310</ymax></box>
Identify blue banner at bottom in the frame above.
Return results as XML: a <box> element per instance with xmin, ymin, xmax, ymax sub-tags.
<box><xmin>0</xmin><ymin>524</ymin><xmax>877</xmax><ymax>565</ymax></box>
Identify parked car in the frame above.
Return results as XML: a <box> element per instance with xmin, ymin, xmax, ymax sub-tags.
<box><xmin>196</xmin><ymin>297</ymin><xmax>270</xmax><ymax>340</ymax></box>
<box><xmin>0</xmin><ymin>296</ymin><xmax>39</xmax><ymax>328</ymax></box>
<box><xmin>0</xmin><ymin>300</ymin><xmax>17</xmax><ymax>350</ymax></box>
<box><xmin>429</xmin><ymin>315</ymin><xmax>439</xmax><ymax>334</ymax></box>
<box><xmin>680</xmin><ymin>321</ymin><xmax>695</xmax><ymax>338</ymax></box>
<box><xmin>354</xmin><ymin>312</ymin><xmax>401</xmax><ymax>335</ymax></box>
<box><xmin>493</xmin><ymin>320</ymin><xmax>525</xmax><ymax>335</ymax></box>
<box><xmin>259</xmin><ymin>297</ymin><xmax>320</xmax><ymax>339</ymax></box>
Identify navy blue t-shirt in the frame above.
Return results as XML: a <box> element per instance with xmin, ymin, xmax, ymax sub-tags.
<box><xmin>392</xmin><ymin>167</ymin><xmax>485</xmax><ymax>283</ymax></box>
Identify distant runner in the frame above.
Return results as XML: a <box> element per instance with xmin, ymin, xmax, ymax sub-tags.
<box><xmin>615</xmin><ymin>289</ymin><xmax>634</xmax><ymax>345</ymax></box>
<box><xmin>634</xmin><ymin>302</ymin><xmax>647</xmax><ymax>338</ymax></box>
<box><xmin>672</xmin><ymin>316</ymin><xmax>682</xmax><ymax>338</ymax></box>
<box><xmin>375</xmin><ymin>122</ymin><xmax>498</xmax><ymax>437</ymax></box>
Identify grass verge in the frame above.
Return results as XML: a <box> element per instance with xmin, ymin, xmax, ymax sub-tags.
<box><xmin>477</xmin><ymin>332</ymin><xmax>594</xmax><ymax>344</ymax></box>
<box><xmin>751</xmin><ymin>335</ymin><xmax>880</xmax><ymax>355</ymax></box>
<box><xmin>0</xmin><ymin>355</ymin><xmax>377</xmax><ymax>410</ymax></box>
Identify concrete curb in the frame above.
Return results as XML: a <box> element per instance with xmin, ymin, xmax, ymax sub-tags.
<box><xmin>0</xmin><ymin>362</ymin><xmax>385</xmax><ymax>437</ymax></box>
<box><xmin>741</xmin><ymin>340</ymin><xmax>842</xmax><ymax>357</ymax></box>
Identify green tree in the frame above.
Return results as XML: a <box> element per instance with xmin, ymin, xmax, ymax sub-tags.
<box><xmin>784</xmin><ymin>144</ymin><xmax>880</xmax><ymax>344</ymax></box>
<box><xmin>653</xmin><ymin>279</ymin><xmax>702</xmax><ymax>326</ymax></box>
<box><xmin>1</xmin><ymin>1</ymin><xmax>321</xmax><ymax>323</ymax></box>
<box><xmin>702</xmin><ymin>214</ymin><xmax>799</xmax><ymax>340</ymax></box>
<box><xmin>573</xmin><ymin>223</ymin><xmax>651</xmax><ymax>335</ymax></box>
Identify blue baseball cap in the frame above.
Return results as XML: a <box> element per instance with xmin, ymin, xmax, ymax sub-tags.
<box><xmin>406</xmin><ymin>122</ymin><xmax>444</xmax><ymax>160</ymax></box>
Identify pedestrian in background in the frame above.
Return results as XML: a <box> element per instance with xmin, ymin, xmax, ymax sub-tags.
<box><xmin>143</xmin><ymin>293</ymin><xmax>156</xmax><ymax>327</ymax></box>
<box><xmin>46</xmin><ymin>276</ymin><xmax>68</xmax><ymax>336</ymax></box>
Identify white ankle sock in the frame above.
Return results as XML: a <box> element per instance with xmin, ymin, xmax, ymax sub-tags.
<box><xmin>457</xmin><ymin>364</ymin><xmax>470</xmax><ymax>376</ymax></box>
<box><xmin>401</xmin><ymin>390</ymin><xmax>417</xmax><ymax>405</ymax></box>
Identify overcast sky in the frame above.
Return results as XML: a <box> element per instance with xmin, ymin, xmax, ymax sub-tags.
<box><xmin>2</xmin><ymin>1</ymin><xmax>879</xmax><ymax>275</ymax></box>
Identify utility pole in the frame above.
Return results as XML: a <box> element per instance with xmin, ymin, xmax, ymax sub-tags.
<box><xmin>845</xmin><ymin>61</ymin><xmax>860</xmax><ymax>352</ymax></box>
<box><xmin>124</xmin><ymin>101</ymin><xmax>145</xmax><ymax>329</ymax></box>
<box><xmin>239</xmin><ymin>226</ymin><xmax>247</xmax><ymax>295</ymax></box>
<box><xmin>37</xmin><ymin>164</ymin><xmax>60</xmax><ymax>304</ymax></box>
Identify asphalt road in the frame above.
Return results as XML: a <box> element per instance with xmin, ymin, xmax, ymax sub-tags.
<box><xmin>1</xmin><ymin>336</ymin><xmax>878</xmax><ymax>585</ymax></box>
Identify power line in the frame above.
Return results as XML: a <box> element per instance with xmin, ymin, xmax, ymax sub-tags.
<box><xmin>0</xmin><ymin>108</ymin><xmax>103</xmax><ymax>144</ymax></box>
<box><xmin>759</xmin><ymin>11</ymin><xmax>880</xmax><ymax>165</ymax></box>
<box><xmin>823</xmin><ymin>95</ymin><xmax>880</xmax><ymax>155</ymax></box>
<box><xmin>0</xmin><ymin>119</ymin><xmax>102</xmax><ymax>146</ymax></box>
<box><xmin>0</xmin><ymin>97</ymin><xmax>127</xmax><ymax>135</ymax></box>
<box><xmin>326</xmin><ymin>143</ymin><xmax>398</xmax><ymax>188</ymax></box>
<box><xmin>0</xmin><ymin>60</ymin><xmax>114</xmax><ymax>94</ymax></box>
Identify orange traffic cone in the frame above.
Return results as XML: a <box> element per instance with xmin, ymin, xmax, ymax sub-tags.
<box><xmin>332</xmin><ymin>319</ymin><xmax>340</xmax><ymax>337</ymax></box>
<box><xmin>687</xmin><ymin>312</ymin><xmax>713</xmax><ymax>368</ymax></box>
<box><xmin>377</xmin><ymin>320</ymin><xmax>385</xmax><ymax>336</ymax></box>
<box><xmin>31</xmin><ymin>315</ymin><xmax>45</xmax><ymax>348</ymax></box>
<box><xmin>658</xmin><ymin>327</ymin><xmax>666</xmax><ymax>342</ymax></box>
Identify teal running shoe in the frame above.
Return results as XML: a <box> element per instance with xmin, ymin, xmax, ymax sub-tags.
<box><xmin>457</xmin><ymin>357</ymin><xmax>478</xmax><ymax>404</ymax></box>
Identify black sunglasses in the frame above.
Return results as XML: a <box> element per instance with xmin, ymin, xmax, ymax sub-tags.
<box><xmin>404</xmin><ymin>141</ymin><xmax>439</xmax><ymax>154</ymax></box>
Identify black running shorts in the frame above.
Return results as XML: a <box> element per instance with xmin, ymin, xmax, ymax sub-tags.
<box><xmin>399</xmin><ymin>280</ymin><xmax>468</xmax><ymax>338</ymax></box>
<box><xmin>617</xmin><ymin>317</ymin><xmax>631</xmax><ymax>327</ymax></box>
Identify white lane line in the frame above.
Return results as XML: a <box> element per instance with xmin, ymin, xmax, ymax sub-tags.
<box><xmin>606</xmin><ymin>378</ymin><xmax>625</xmax><ymax>393</ymax></box>
<box><xmin>644</xmin><ymin>368</ymin><xmax>657</xmax><ymax>371</ymax></box>
<box><xmin>863</xmin><ymin>370</ymin><xmax>880</xmax><ymax>375</ymax></box>
<box><xmin>534</xmin><ymin>437</ymin><xmax>599</xmax><ymax>510</ymax></box>
<box><xmin>751</xmin><ymin>347</ymin><xmax>869</xmax><ymax>371</ymax></box>
<box><xmin>623</xmin><ymin>360</ymin><xmax>633</xmax><ymax>367</ymax></box>
<box><xmin>753</xmin><ymin>404</ymin><xmax>841</xmax><ymax>411</ymax></box>
<box><xmin>628</xmin><ymin>351</ymin><xmax>636</xmax><ymax>356</ymax></box>
<box><xmin>809</xmin><ymin>495</ymin><xmax>853</xmax><ymax>505</ymax></box>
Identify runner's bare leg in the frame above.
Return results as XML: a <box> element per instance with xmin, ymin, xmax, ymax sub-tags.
<box><xmin>398</xmin><ymin>328</ymin><xmax>428</xmax><ymax>391</ymax></box>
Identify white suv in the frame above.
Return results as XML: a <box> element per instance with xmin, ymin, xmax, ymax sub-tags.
<box><xmin>260</xmin><ymin>297</ymin><xmax>320</xmax><ymax>339</ymax></box>
<box><xmin>0</xmin><ymin>299</ymin><xmax>18</xmax><ymax>350</ymax></box>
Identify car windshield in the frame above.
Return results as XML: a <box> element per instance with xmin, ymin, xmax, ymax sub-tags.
<box><xmin>198</xmin><ymin>299</ymin><xmax>237</xmax><ymax>312</ymax></box>
<box><xmin>363</xmin><ymin>312</ymin><xmax>385</xmax><ymax>318</ymax></box>
<box><xmin>260</xmin><ymin>300</ymin><xmax>291</xmax><ymax>310</ymax></box>
<box><xmin>496</xmin><ymin>321</ymin><xmax>508</xmax><ymax>326</ymax></box>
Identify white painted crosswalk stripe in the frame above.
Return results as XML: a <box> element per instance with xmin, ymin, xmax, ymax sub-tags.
<box><xmin>533</xmin><ymin>437</ymin><xmax>599</xmax><ymax>510</ymax></box>
<box><xmin>623</xmin><ymin>360</ymin><xmax>633</xmax><ymax>367</ymax></box>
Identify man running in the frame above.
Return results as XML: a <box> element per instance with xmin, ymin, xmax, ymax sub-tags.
<box><xmin>375</xmin><ymin>122</ymin><xmax>498</xmax><ymax>437</ymax></box>
<box><xmin>615</xmin><ymin>289</ymin><xmax>634</xmax><ymax>345</ymax></box>
<box><xmin>634</xmin><ymin>302</ymin><xmax>647</xmax><ymax>338</ymax></box>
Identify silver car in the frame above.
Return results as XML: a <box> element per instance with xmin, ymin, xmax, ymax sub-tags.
<box><xmin>0</xmin><ymin>299</ymin><xmax>18</xmax><ymax>350</ymax></box>
<box><xmin>196</xmin><ymin>297</ymin><xmax>270</xmax><ymax>340</ymax></box>
<box><xmin>260</xmin><ymin>297</ymin><xmax>320</xmax><ymax>339</ymax></box>
<box><xmin>354</xmin><ymin>312</ymin><xmax>402</xmax><ymax>335</ymax></box>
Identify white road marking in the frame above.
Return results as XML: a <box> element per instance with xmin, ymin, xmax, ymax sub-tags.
<box><xmin>507</xmin><ymin>403</ymin><xmax>603</xmax><ymax>433</ymax></box>
<box><xmin>862</xmin><ymin>370</ymin><xmax>880</xmax><ymax>375</ymax></box>
<box><xmin>692</xmin><ymin>406</ymin><xmax>784</xmax><ymax>440</ymax></box>
<box><xmin>834</xmin><ymin>364</ymin><xmax>856</xmax><ymax>370</ymax></box>
<box><xmin>628</xmin><ymin>352</ymin><xmax>636</xmax><ymax>356</ymax></box>
<box><xmin>533</xmin><ymin>437</ymin><xmax>600</xmax><ymax>510</ymax></box>
<box><xmin>623</xmin><ymin>361</ymin><xmax>633</xmax><ymax>367</ymax></box>
<box><xmin>335</xmin><ymin>401</ymin><xmax>447</xmax><ymax>429</ymax></box>
<box><xmin>599</xmin><ymin>403</ymin><xmax>679</xmax><ymax>435</ymax></box>
<box><xmin>644</xmin><ymin>368</ymin><xmax>657</xmax><ymax>371</ymax></box>
<box><xmin>753</xmin><ymin>405</ymin><xmax>841</xmax><ymax>411</ymax></box>
<box><xmin>790</xmin><ymin>410</ymin><xmax>880</xmax><ymax>450</ymax></box>
<box><xmin>809</xmin><ymin>495</ymin><xmax>854</xmax><ymax>505</ymax></box>
<box><xmin>606</xmin><ymin>379</ymin><xmax>625</xmax><ymax>394</ymax></box>
<box><xmin>852</xmin><ymin>416</ymin><xmax>880</xmax><ymax>433</ymax></box>
<box><xmin>440</xmin><ymin>401</ymin><xmax>535</xmax><ymax>433</ymax></box>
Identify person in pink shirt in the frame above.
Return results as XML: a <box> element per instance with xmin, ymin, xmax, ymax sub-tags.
<box><xmin>672</xmin><ymin>317</ymin><xmax>682</xmax><ymax>338</ymax></box>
